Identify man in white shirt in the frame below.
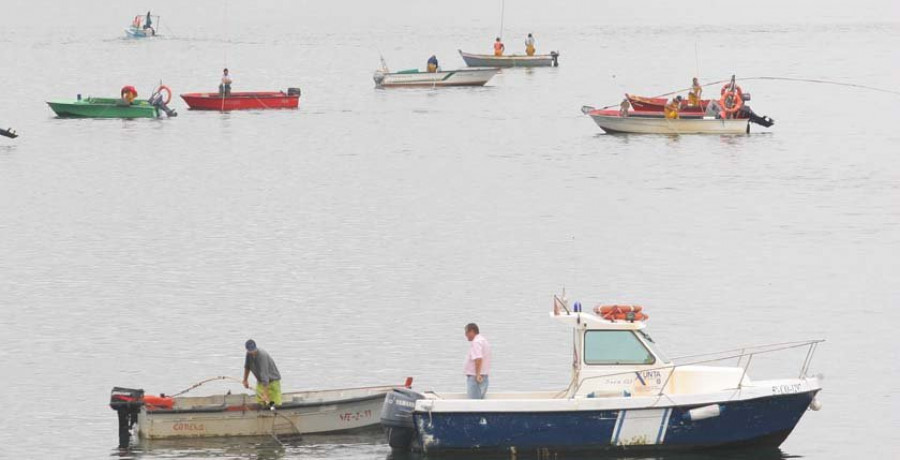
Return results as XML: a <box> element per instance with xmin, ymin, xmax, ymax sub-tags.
<box><xmin>464</xmin><ymin>323</ymin><xmax>491</xmax><ymax>399</ymax></box>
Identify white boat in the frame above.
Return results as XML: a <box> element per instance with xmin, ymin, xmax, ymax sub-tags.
<box><xmin>582</xmin><ymin>106</ymin><xmax>750</xmax><ymax>134</ymax></box>
<box><xmin>124</xmin><ymin>14</ymin><xmax>159</xmax><ymax>38</ymax></box>
<box><xmin>382</xmin><ymin>295</ymin><xmax>823</xmax><ymax>455</ymax></box>
<box><xmin>111</xmin><ymin>382</ymin><xmax>408</xmax><ymax>447</ymax></box>
<box><xmin>459</xmin><ymin>49</ymin><xmax>559</xmax><ymax>68</ymax></box>
<box><xmin>373</xmin><ymin>68</ymin><xmax>499</xmax><ymax>88</ymax></box>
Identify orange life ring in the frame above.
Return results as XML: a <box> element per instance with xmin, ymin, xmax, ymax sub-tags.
<box><xmin>721</xmin><ymin>84</ymin><xmax>744</xmax><ymax>98</ymax></box>
<box><xmin>155</xmin><ymin>85</ymin><xmax>172</xmax><ymax>104</ymax></box>
<box><xmin>719</xmin><ymin>90</ymin><xmax>744</xmax><ymax>115</ymax></box>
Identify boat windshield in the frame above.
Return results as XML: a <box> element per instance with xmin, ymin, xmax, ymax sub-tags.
<box><xmin>583</xmin><ymin>331</ymin><xmax>655</xmax><ymax>365</ymax></box>
<box><xmin>637</xmin><ymin>330</ymin><xmax>670</xmax><ymax>364</ymax></box>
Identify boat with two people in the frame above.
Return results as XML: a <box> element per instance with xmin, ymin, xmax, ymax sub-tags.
<box><xmin>47</xmin><ymin>84</ymin><xmax>177</xmax><ymax>119</ymax></box>
<box><xmin>373</xmin><ymin>55</ymin><xmax>499</xmax><ymax>88</ymax></box>
<box><xmin>125</xmin><ymin>11</ymin><xmax>160</xmax><ymax>38</ymax></box>
<box><xmin>382</xmin><ymin>293</ymin><xmax>823</xmax><ymax>455</ymax></box>
<box><xmin>110</xmin><ymin>377</ymin><xmax>414</xmax><ymax>448</ymax></box>
<box><xmin>582</xmin><ymin>75</ymin><xmax>774</xmax><ymax>134</ymax></box>
<box><xmin>458</xmin><ymin>0</ymin><xmax>559</xmax><ymax>67</ymax></box>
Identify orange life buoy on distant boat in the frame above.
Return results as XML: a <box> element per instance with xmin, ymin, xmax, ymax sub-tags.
<box><xmin>155</xmin><ymin>84</ymin><xmax>172</xmax><ymax>104</ymax></box>
<box><xmin>719</xmin><ymin>89</ymin><xmax>744</xmax><ymax>116</ymax></box>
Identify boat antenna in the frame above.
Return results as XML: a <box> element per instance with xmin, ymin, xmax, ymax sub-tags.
<box><xmin>694</xmin><ymin>41</ymin><xmax>700</xmax><ymax>78</ymax></box>
<box><xmin>498</xmin><ymin>0</ymin><xmax>505</xmax><ymax>40</ymax></box>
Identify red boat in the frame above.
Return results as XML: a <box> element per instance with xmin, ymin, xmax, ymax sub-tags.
<box><xmin>627</xmin><ymin>94</ymin><xmax>710</xmax><ymax>114</ymax></box>
<box><xmin>180</xmin><ymin>89</ymin><xmax>300</xmax><ymax>111</ymax></box>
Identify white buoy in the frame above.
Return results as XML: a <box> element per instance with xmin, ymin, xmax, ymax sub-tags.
<box><xmin>809</xmin><ymin>398</ymin><xmax>823</xmax><ymax>411</ymax></box>
<box><xmin>687</xmin><ymin>404</ymin><xmax>721</xmax><ymax>421</ymax></box>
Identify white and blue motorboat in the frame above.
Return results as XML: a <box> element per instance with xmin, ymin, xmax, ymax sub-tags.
<box><xmin>382</xmin><ymin>295</ymin><xmax>823</xmax><ymax>455</ymax></box>
<box><xmin>124</xmin><ymin>13</ymin><xmax>160</xmax><ymax>38</ymax></box>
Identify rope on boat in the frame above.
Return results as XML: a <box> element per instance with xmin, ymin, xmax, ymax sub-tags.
<box><xmin>595</xmin><ymin>76</ymin><xmax>900</xmax><ymax>110</ymax></box>
<box><xmin>168</xmin><ymin>375</ymin><xmax>244</xmax><ymax>398</ymax></box>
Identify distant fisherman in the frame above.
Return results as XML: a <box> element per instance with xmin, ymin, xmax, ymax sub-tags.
<box><xmin>243</xmin><ymin>339</ymin><xmax>283</xmax><ymax>406</ymax></box>
<box><xmin>525</xmin><ymin>33</ymin><xmax>536</xmax><ymax>56</ymax></box>
<box><xmin>464</xmin><ymin>323</ymin><xmax>491</xmax><ymax>399</ymax></box>
<box><xmin>688</xmin><ymin>77</ymin><xmax>702</xmax><ymax>106</ymax></box>
<box><xmin>664</xmin><ymin>96</ymin><xmax>682</xmax><ymax>119</ymax></box>
<box><xmin>219</xmin><ymin>68</ymin><xmax>232</xmax><ymax>96</ymax></box>
<box><xmin>493</xmin><ymin>37</ymin><xmax>505</xmax><ymax>56</ymax></box>
<box><xmin>427</xmin><ymin>55</ymin><xmax>439</xmax><ymax>73</ymax></box>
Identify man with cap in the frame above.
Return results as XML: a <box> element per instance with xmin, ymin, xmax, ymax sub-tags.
<box><xmin>242</xmin><ymin>339</ymin><xmax>283</xmax><ymax>406</ymax></box>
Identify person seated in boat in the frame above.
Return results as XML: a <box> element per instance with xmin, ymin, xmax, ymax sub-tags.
<box><xmin>664</xmin><ymin>96</ymin><xmax>682</xmax><ymax>119</ymax></box>
<box><xmin>464</xmin><ymin>323</ymin><xmax>491</xmax><ymax>399</ymax></box>
<box><xmin>219</xmin><ymin>68</ymin><xmax>232</xmax><ymax>96</ymax></box>
<box><xmin>427</xmin><ymin>55</ymin><xmax>439</xmax><ymax>73</ymax></box>
<box><xmin>525</xmin><ymin>33</ymin><xmax>536</xmax><ymax>56</ymax></box>
<box><xmin>493</xmin><ymin>37</ymin><xmax>505</xmax><ymax>56</ymax></box>
<box><xmin>143</xmin><ymin>11</ymin><xmax>155</xmax><ymax>35</ymax></box>
<box><xmin>120</xmin><ymin>85</ymin><xmax>137</xmax><ymax>105</ymax></box>
<box><xmin>243</xmin><ymin>339</ymin><xmax>283</xmax><ymax>406</ymax></box>
<box><xmin>688</xmin><ymin>77</ymin><xmax>702</xmax><ymax>106</ymax></box>
<box><xmin>619</xmin><ymin>98</ymin><xmax>631</xmax><ymax>117</ymax></box>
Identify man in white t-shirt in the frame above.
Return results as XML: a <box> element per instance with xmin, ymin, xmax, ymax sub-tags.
<box><xmin>464</xmin><ymin>323</ymin><xmax>491</xmax><ymax>399</ymax></box>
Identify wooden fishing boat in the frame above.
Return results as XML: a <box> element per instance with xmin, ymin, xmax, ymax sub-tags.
<box><xmin>382</xmin><ymin>294</ymin><xmax>823</xmax><ymax>455</ymax></box>
<box><xmin>110</xmin><ymin>381</ymin><xmax>410</xmax><ymax>447</ymax></box>
<box><xmin>458</xmin><ymin>49</ymin><xmax>559</xmax><ymax>68</ymax></box>
<box><xmin>581</xmin><ymin>107</ymin><xmax>751</xmax><ymax>135</ymax></box>
<box><xmin>373</xmin><ymin>68</ymin><xmax>499</xmax><ymax>88</ymax></box>
<box><xmin>180</xmin><ymin>90</ymin><xmax>301</xmax><ymax>111</ymax></box>
<box><xmin>47</xmin><ymin>98</ymin><xmax>161</xmax><ymax>119</ymax></box>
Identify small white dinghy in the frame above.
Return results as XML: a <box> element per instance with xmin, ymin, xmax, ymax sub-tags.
<box><xmin>373</xmin><ymin>68</ymin><xmax>499</xmax><ymax>88</ymax></box>
<box><xmin>110</xmin><ymin>379</ymin><xmax>411</xmax><ymax>447</ymax></box>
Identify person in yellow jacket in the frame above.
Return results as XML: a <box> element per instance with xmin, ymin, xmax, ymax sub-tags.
<box><xmin>525</xmin><ymin>33</ymin><xmax>536</xmax><ymax>56</ymax></box>
<box><xmin>493</xmin><ymin>37</ymin><xmax>505</xmax><ymax>56</ymax></box>
<box><xmin>688</xmin><ymin>77</ymin><xmax>703</xmax><ymax>106</ymax></box>
<box><xmin>664</xmin><ymin>96</ymin><xmax>682</xmax><ymax>119</ymax></box>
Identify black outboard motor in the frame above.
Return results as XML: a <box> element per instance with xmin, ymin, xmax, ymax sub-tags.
<box><xmin>148</xmin><ymin>92</ymin><xmax>177</xmax><ymax>117</ymax></box>
<box><xmin>287</xmin><ymin>87</ymin><xmax>302</xmax><ymax>97</ymax></box>
<box><xmin>381</xmin><ymin>387</ymin><xmax>425</xmax><ymax>450</ymax></box>
<box><xmin>740</xmin><ymin>105</ymin><xmax>775</xmax><ymax>128</ymax></box>
<box><xmin>110</xmin><ymin>387</ymin><xmax>144</xmax><ymax>448</ymax></box>
<box><xmin>550</xmin><ymin>51</ymin><xmax>560</xmax><ymax>67</ymax></box>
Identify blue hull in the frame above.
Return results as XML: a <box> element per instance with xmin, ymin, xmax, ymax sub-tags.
<box><xmin>411</xmin><ymin>391</ymin><xmax>818</xmax><ymax>455</ymax></box>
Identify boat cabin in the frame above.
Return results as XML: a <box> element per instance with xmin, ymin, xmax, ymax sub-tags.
<box><xmin>552</xmin><ymin>303</ymin><xmax>748</xmax><ymax>399</ymax></box>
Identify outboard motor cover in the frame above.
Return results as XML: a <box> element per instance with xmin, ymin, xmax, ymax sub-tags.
<box><xmin>110</xmin><ymin>387</ymin><xmax>144</xmax><ymax>448</ymax></box>
<box><xmin>381</xmin><ymin>387</ymin><xmax>425</xmax><ymax>449</ymax></box>
<box><xmin>287</xmin><ymin>87</ymin><xmax>302</xmax><ymax>97</ymax></box>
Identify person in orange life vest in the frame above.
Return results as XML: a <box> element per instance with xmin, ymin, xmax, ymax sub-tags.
<box><xmin>493</xmin><ymin>37</ymin><xmax>505</xmax><ymax>56</ymax></box>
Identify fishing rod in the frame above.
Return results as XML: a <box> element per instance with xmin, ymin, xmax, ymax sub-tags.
<box><xmin>596</xmin><ymin>75</ymin><xmax>900</xmax><ymax>110</ymax></box>
<box><xmin>168</xmin><ymin>375</ymin><xmax>244</xmax><ymax>398</ymax></box>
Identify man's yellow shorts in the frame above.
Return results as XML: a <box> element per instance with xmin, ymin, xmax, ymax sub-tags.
<box><xmin>255</xmin><ymin>380</ymin><xmax>283</xmax><ymax>406</ymax></box>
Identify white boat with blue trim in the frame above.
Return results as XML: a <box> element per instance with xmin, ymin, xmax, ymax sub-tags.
<box><xmin>373</xmin><ymin>67</ymin><xmax>499</xmax><ymax>88</ymax></box>
<box><xmin>382</xmin><ymin>294</ymin><xmax>823</xmax><ymax>455</ymax></box>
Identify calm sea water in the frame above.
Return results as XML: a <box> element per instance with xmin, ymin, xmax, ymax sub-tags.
<box><xmin>1</xmin><ymin>1</ymin><xmax>898</xmax><ymax>459</ymax></box>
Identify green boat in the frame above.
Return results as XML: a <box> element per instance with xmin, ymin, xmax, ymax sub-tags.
<box><xmin>46</xmin><ymin>98</ymin><xmax>161</xmax><ymax>119</ymax></box>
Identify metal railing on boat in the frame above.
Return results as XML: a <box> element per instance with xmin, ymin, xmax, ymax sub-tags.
<box><xmin>568</xmin><ymin>339</ymin><xmax>824</xmax><ymax>399</ymax></box>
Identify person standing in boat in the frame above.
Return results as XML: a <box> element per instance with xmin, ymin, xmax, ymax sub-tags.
<box><xmin>688</xmin><ymin>77</ymin><xmax>702</xmax><ymax>106</ymax></box>
<box><xmin>219</xmin><ymin>68</ymin><xmax>232</xmax><ymax>96</ymax></box>
<box><xmin>525</xmin><ymin>33</ymin><xmax>536</xmax><ymax>56</ymax></box>
<box><xmin>427</xmin><ymin>55</ymin><xmax>439</xmax><ymax>73</ymax></box>
<box><xmin>493</xmin><ymin>37</ymin><xmax>505</xmax><ymax>56</ymax></box>
<box><xmin>464</xmin><ymin>323</ymin><xmax>491</xmax><ymax>399</ymax></box>
<box><xmin>143</xmin><ymin>11</ymin><xmax>155</xmax><ymax>35</ymax></box>
<box><xmin>242</xmin><ymin>339</ymin><xmax>283</xmax><ymax>406</ymax></box>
